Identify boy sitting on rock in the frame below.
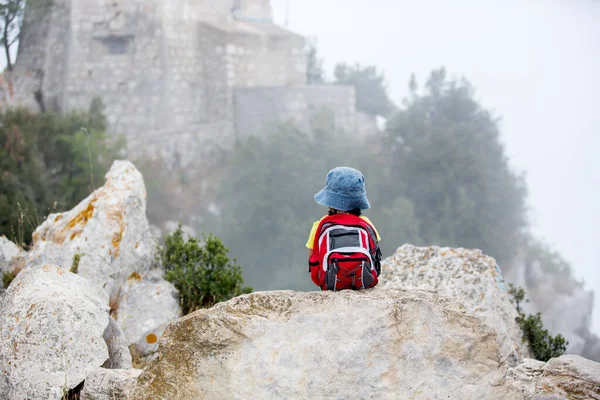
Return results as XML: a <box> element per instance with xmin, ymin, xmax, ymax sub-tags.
<box><xmin>307</xmin><ymin>167</ymin><xmax>382</xmax><ymax>291</ymax></box>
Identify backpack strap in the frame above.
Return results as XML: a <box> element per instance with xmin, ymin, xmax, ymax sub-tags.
<box><xmin>359</xmin><ymin>219</ymin><xmax>382</xmax><ymax>276</ymax></box>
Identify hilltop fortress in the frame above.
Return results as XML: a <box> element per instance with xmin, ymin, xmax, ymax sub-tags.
<box><xmin>2</xmin><ymin>0</ymin><xmax>376</xmax><ymax>166</ymax></box>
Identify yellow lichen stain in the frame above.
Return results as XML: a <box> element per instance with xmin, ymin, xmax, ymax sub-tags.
<box><xmin>107</xmin><ymin>210</ymin><xmax>124</xmax><ymax>258</ymax></box>
<box><xmin>25</xmin><ymin>304</ymin><xmax>36</xmax><ymax>319</ymax></box>
<box><xmin>42</xmin><ymin>265</ymin><xmax>50</xmax><ymax>272</ymax></box>
<box><xmin>66</xmin><ymin>199</ymin><xmax>96</xmax><ymax>230</ymax></box>
<box><xmin>146</xmin><ymin>333</ymin><xmax>158</xmax><ymax>344</ymax></box>
<box><xmin>128</xmin><ymin>272</ymin><xmax>143</xmax><ymax>281</ymax></box>
<box><xmin>54</xmin><ymin>214</ymin><xmax>63</xmax><ymax>222</ymax></box>
<box><xmin>64</xmin><ymin>199</ymin><xmax>97</xmax><ymax>242</ymax></box>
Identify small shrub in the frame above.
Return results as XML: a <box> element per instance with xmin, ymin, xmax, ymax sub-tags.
<box><xmin>509</xmin><ymin>283</ymin><xmax>568</xmax><ymax>361</ymax></box>
<box><xmin>2</xmin><ymin>271</ymin><xmax>15</xmax><ymax>288</ymax></box>
<box><xmin>159</xmin><ymin>226</ymin><xmax>252</xmax><ymax>315</ymax></box>
<box><xmin>70</xmin><ymin>253</ymin><xmax>83</xmax><ymax>274</ymax></box>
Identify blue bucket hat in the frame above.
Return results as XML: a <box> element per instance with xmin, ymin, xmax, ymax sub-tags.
<box><xmin>314</xmin><ymin>167</ymin><xmax>371</xmax><ymax>211</ymax></box>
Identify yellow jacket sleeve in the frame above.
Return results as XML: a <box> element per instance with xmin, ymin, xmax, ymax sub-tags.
<box><xmin>305</xmin><ymin>220</ymin><xmax>321</xmax><ymax>249</ymax></box>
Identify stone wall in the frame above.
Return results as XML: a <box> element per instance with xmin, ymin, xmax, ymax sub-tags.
<box><xmin>234</xmin><ymin>85</ymin><xmax>365</xmax><ymax>138</ymax></box>
<box><xmin>226</xmin><ymin>24</ymin><xmax>305</xmax><ymax>88</ymax></box>
<box><xmin>127</xmin><ymin>121</ymin><xmax>235</xmax><ymax>171</ymax></box>
<box><xmin>13</xmin><ymin>0</ymin><xmax>306</xmax><ymax>147</ymax></box>
<box><xmin>0</xmin><ymin>72</ymin><xmax>39</xmax><ymax>111</ymax></box>
<box><xmin>12</xmin><ymin>0</ymin><xmax>376</xmax><ymax>174</ymax></box>
<box><xmin>13</xmin><ymin>0</ymin><xmax>70</xmax><ymax>111</ymax></box>
<box><xmin>233</xmin><ymin>0</ymin><xmax>273</xmax><ymax>22</ymax></box>
<box><xmin>65</xmin><ymin>0</ymin><xmax>165</xmax><ymax>135</ymax></box>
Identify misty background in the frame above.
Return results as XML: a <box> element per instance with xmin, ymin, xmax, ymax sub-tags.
<box><xmin>0</xmin><ymin>0</ymin><xmax>597</xmax><ymax>343</ymax></box>
<box><xmin>268</xmin><ymin>0</ymin><xmax>600</xmax><ymax>332</ymax></box>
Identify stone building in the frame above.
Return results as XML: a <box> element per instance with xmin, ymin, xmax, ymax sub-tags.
<box><xmin>6</xmin><ymin>0</ymin><xmax>376</xmax><ymax>168</ymax></box>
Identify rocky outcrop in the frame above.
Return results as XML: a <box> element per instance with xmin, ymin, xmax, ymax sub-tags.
<box><xmin>0</xmin><ymin>236</ymin><xmax>20</xmax><ymax>276</ymax></box>
<box><xmin>80</xmin><ymin>368</ymin><xmax>142</xmax><ymax>400</ymax></box>
<box><xmin>504</xmin><ymin>257</ymin><xmax>598</xmax><ymax>360</ymax></box>
<box><xmin>102</xmin><ymin>317</ymin><xmax>133</xmax><ymax>370</ymax></box>
<box><xmin>505</xmin><ymin>358</ymin><xmax>546</xmax><ymax>398</ymax></box>
<box><xmin>130</xmin><ymin>289</ymin><xmax>515</xmax><ymax>399</ymax></box>
<box><xmin>0</xmin><ymin>236</ymin><xmax>21</xmax><ymax>296</ymax></box>
<box><xmin>506</xmin><ymin>355</ymin><xmax>600</xmax><ymax>399</ymax></box>
<box><xmin>14</xmin><ymin>161</ymin><xmax>155</xmax><ymax>298</ymax></box>
<box><xmin>114</xmin><ymin>270</ymin><xmax>182</xmax><ymax>363</ymax></box>
<box><xmin>379</xmin><ymin>244</ymin><xmax>528</xmax><ymax>365</ymax></box>
<box><xmin>0</xmin><ymin>264</ymin><xmax>110</xmax><ymax>400</ymax></box>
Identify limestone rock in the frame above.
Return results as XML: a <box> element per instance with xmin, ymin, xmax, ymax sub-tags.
<box><xmin>505</xmin><ymin>358</ymin><xmax>546</xmax><ymax>397</ymax></box>
<box><xmin>380</xmin><ymin>244</ymin><xmax>528</xmax><ymax>365</ymax></box>
<box><xmin>504</xmin><ymin>255</ymin><xmax>597</xmax><ymax>360</ymax></box>
<box><xmin>1</xmin><ymin>236</ymin><xmax>21</xmax><ymax>296</ymax></box>
<box><xmin>114</xmin><ymin>272</ymin><xmax>182</xmax><ymax>360</ymax></box>
<box><xmin>0</xmin><ymin>235</ymin><xmax>20</xmax><ymax>273</ymax></box>
<box><xmin>17</xmin><ymin>160</ymin><xmax>155</xmax><ymax>298</ymax></box>
<box><xmin>506</xmin><ymin>355</ymin><xmax>600</xmax><ymax>399</ymax></box>
<box><xmin>130</xmin><ymin>290</ymin><xmax>513</xmax><ymax>399</ymax></box>
<box><xmin>131</xmin><ymin>322</ymin><xmax>169</xmax><ymax>366</ymax></box>
<box><xmin>1</xmin><ymin>236</ymin><xmax>21</xmax><ymax>291</ymax></box>
<box><xmin>0</xmin><ymin>264</ymin><xmax>110</xmax><ymax>400</ymax></box>
<box><xmin>80</xmin><ymin>368</ymin><xmax>142</xmax><ymax>400</ymax></box>
<box><xmin>102</xmin><ymin>317</ymin><xmax>133</xmax><ymax>370</ymax></box>
<box><xmin>534</xmin><ymin>355</ymin><xmax>600</xmax><ymax>399</ymax></box>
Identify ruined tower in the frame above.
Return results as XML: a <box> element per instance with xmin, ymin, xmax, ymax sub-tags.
<box><xmin>10</xmin><ymin>0</ymin><xmax>374</xmax><ymax>167</ymax></box>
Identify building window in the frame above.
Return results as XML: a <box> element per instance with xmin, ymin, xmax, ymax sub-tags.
<box><xmin>100</xmin><ymin>35</ymin><xmax>131</xmax><ymax>55</ymax></box>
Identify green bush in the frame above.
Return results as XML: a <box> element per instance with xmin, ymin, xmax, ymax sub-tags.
<box><xmin>2</xmin><ymin>271</ymin><xmax>15</xmax><ymax>289</ymax></box>
<box><xmin>509</xmin><ymin>283</ymin><xmax>568</xmax><ymax>361</ymax></box>
<box><xmin>70</xmin><ymin>253</ymin><xmax>83</xmax><ymax>274</ymax></box>
<box><xmin>159</xmin><ymin>226</ymin><xmax>252</xmax><ymax>314</ymax></box>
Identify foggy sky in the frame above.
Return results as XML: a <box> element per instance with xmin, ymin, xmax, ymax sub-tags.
<box><xmin>271</xmin><ymin>0</ymin><xmax>600</xmax><ymax>333</ymax></box>
<box><xmin>1</xmin><ymin>1</ymin><xmax>597</xmax><ymax>332</ymax></box>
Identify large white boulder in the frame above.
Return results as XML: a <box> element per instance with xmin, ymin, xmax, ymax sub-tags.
<box><xmin>113</xmin><ymin>271</ymin><xmax>182</xmax><ymax>362</ymax></box>
<box><xmin>129</xmin><ymin>290</ymin><xmax>518</xmax><ymax>399</ymax></box>
<box><xmin>16</xmin><ymin>161</ymin><xmax>155</xmax><ymax>298</ymax></box>
<box><xmin>380</xmin><ymin>244</ymin><xmax>529</xmax><ymax>365</ymax></box>
<box><xmin>1</xmin><ymin>236</ymin><xmax>21</xmax><ymax>296</ymax></box>
<box><xmin>80</xmin><ymin>368</ymin><xmax>142</xmax><ymax>400</ymax></box>
<box><xmin>506</xmin><ymin>355</ymin><xmax>600</xmax><ymax>399</ymax></box>
<box><xmin>505</xmin><ymin>358</ymin><xmax>546</xmax><ymax>398</ymax></box>
<box><xmin>0</xmin><ymin>264</ymin><xmax>110</xmax><ymax>400</ymax></box>
<box><xmin>0</xmin><ymin>236</ymin><xmax>20</xmax><ymax>272</ymax></box>
<box><xmin>101</xmin><ymin>316</ymin><xmax>133</xmax><ymax>370</ymax></box>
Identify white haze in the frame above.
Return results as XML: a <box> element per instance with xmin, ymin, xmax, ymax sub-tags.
<box><xmin>271</xmin><ymin>0</ymin><xmax>600</xmax><ymax>333</ymax></box>
<box><xmin>1</xmin><ymin>0</ymin><xmax>597</xmax><ymax>332</ymax></box>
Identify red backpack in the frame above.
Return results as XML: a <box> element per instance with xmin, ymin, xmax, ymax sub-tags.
<box><xmin>308</xmin><ymin>214</ymin><xmax>382</xmax><ymax>291</ymax></box>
